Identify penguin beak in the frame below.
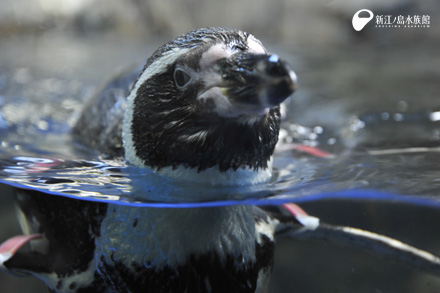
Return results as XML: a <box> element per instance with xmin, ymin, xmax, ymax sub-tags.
<box><xmin>215</xmin><ymin>53</ymin><xmax>297</xmax><ymax>110</ymax></box>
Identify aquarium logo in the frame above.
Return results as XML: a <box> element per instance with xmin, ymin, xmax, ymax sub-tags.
<box><xmin>352</xmin><ymin>9</ymin><xmax>374</xmax><ymax>31</ymax></box>
<box><xmin>353</xmin><ymin>9</ymin><xmax>431</xmax><ymax>31</ymax></box>
<box><xmin>375</xmin><ymin>14</ymin><xmax>430</xmax><ymax>28</ymax></box>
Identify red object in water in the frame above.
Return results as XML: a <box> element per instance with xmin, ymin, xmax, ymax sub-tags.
<box><xmin>283</xmin><ymin>202</ymin><xmax>309</xmax><ymax>218</ymax></box>
<box><xmin>292</xmin><ymin>144</ymin><xmax>333</xmax><ymax>158</ymax></box>
<box><xmin>0</xmin><ymin>234</ymin><xmax>42</xmax><ymax>265</ymax></box>
<box><xmin>283</xmin><ymin>203</ymin><xmax>320</xmax><ymax>230</ymax></box>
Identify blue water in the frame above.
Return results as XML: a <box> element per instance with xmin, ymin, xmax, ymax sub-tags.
<box><xmin>0</xmin><ymin>42</ymin><xmax>440</xmax><ymax>211</ymax></box>
<box><xmin>1</xmin><ymin>36</ymin><xmax>440</xmax><ymax>293</ymax></box>
<box><xmin>0</xmin><ymin>112</ymin><xmax>439</xmax><ymax>209</ymax></box>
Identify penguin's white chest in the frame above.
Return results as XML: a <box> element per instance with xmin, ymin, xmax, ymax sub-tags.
<box><xmin>95</xmin><ymin>205</ymin><xmax>262</xmax><ymax>270</ymax></box>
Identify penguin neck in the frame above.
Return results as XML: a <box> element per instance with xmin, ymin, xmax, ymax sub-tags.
<box><xmin>155</xmin><ymin>156</ymin><xmax>274</xmax><ymax>186</ymax></box>
<box><xmin>96</xmin><ymin>205</ymin><xmax>258</xmax><ymax>270</ymax></box>
<box><xmin>123</xmin><ymin>84</ymin><xmax>282</xmax><ymax>179</ymax></box>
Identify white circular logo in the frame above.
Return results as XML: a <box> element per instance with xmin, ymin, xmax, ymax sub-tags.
<box><xmin>352</xmin><ymin>9</ymin><xmax>374</xmax><ymax>31</ymax></box>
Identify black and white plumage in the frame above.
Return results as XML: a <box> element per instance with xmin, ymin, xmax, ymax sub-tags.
<box><xmin>73</xmin><ymin>27</ymin><xmax>296</xmax><ymax>185</ymax></box>
<box><xmin>2</xmin><ymin>27</ymin><xmax>298</xmax><ymax>292</ymax></box>
<box><xmin>7</xmin><ymin>189</ymin><xmax>282</xmax><ymax>292</ymax></box>
<box><xmin>3</xmin><ymin>27</ymin><xmax>440</xmax><ymax>292</ymax></box>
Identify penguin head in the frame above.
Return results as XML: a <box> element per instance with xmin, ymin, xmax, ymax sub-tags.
<box><xmin>123</xmin><ymin>27</ymin><xmax>297</xmax><ymax>184</ymax></box>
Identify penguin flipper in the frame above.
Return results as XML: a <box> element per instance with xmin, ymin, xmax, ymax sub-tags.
<box><xmin>0</xmin><ymin>234</ymin><xmax>43</xmax><ymax>274</ymax></box>
<box><xmin>266</xmin><ymin>203</ymin><xmax>440</xmax><ymax>277</ymax></box>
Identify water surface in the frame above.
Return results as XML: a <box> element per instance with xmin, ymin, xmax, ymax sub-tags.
<box><xmin>0</xmin><ymin>34</ymin><xmax>440</xmax><ymax>292</ymax></box>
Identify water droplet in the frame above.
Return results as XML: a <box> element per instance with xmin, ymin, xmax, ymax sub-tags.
<box><xmin>38</xmin><ymin>120</ymin><xmax>49</xmax><ymax>131</ymax></box>
<box><xmin>327</xmin><ymin>138</ymin><xmax>337</xmax><ymax>145</ymax></box>
<box><xmin>313</xmin><ymin>126</ymin><xmax>323</xmax><ymax>134</ymax></box>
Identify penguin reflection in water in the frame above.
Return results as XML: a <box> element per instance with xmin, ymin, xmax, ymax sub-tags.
<box><xmin>1</xmin><ymin>27</ymin><xmax>440</xmax><ymax>292</ymax></box>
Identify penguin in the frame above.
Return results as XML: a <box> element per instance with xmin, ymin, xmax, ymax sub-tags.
<box><xmin>72</xmin><ymin>27</ymin><xmax>297</xmax><ymax>184</ymax></box>
<box><xmin>2</xmin><ymin>27</ymin><xmax>440</xmax><ymax>292</ymax></box>
<box><xmin>1</xmin><ymin>27</ymin><xmax>299</xmax><ymax>292</ymax></box>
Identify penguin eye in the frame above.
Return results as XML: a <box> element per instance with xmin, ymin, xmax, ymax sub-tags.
<box><xmin>174</xmin><ymin>68</ymin><xmax>192</xmax><ymax>88</ymax></box>
<box><xmin>231</xmin><ymin>42</ymin><xmax>248</xmax><ymax>52</ymax></box>
<box><xmin>232</xmin><ymin>44</ymin><xmax>247</xmax><ymax>52</ymax></box>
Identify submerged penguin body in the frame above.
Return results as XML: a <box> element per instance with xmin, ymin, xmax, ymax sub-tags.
<box><xmin>9</xmin><ymin>191</ymin><xmax>276</xmax><ymax>292</ymax></box>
